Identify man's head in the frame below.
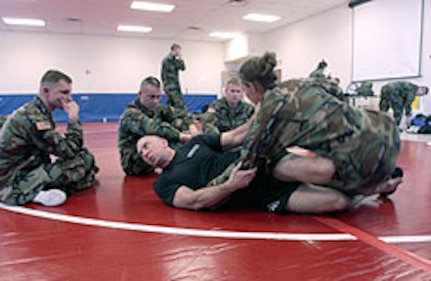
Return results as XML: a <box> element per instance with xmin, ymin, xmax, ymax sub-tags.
<box><xmin>39</xmin><ymin>70</ymin><xmax>73</xmax><ymax>112</ymax></box>
<box><xmin>138</xmin><ymin>76</ymin><xmax>162</xmax><ymax>111</ymax></box>
<box><xmin>224</xmin><ymin>77</ymin><xmax>243</xmax><ymax>108</ymax></box>
<box><xmin>330</xmin><ymin>77</ymin><xmax>340</xmax><ymax>86</ymax></box>
<box><xmin>318</xmin><ymin>60</ymin><xmax>328</xmax><ymax>70</ymax></box>
<box><xmin>416</xmin><ymin>86</ymin><xmax>429</xmax><ymax>97</ymax></box>
<box><xmin>136</xmin><ymin>135</ymin><xmax>172</xmax><ymax>168</ymax></box>
<box><xmin>170</xmin><ymin>43</ymin><xmax>181</xmax><ymax>57</ymax></box>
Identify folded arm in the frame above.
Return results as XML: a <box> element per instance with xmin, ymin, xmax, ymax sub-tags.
<box><xmin>172</xmin><ymin>162</ymin><xmax>257</xmax><ymax>210</ymax></box>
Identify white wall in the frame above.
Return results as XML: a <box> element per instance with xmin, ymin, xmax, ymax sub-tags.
<box><xmin>263</xmin><ymin>6</ymin><xmax>352</xmax><ymax>90</ymax></box>
<box><xmin>1</xmin><ymin>0</ymin><xmax>430</xmax><ymax>112</ymax></box>
<box><xmin>261</xmin><ymin>1</ymin><xmax>431</xmax><ymax>113</ymax></box>
<box><xmin>0</xmin><ymin>31</ymin><xmax>224</xmax><ymax>94</ymax></box>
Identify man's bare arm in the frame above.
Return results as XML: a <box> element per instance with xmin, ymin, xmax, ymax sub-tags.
<box><xmin>172</xmin><ymin>162</ymin><xmax>257</xmax><ymax>210</ymax></box>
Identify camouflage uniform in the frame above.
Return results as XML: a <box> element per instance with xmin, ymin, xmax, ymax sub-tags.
<box><xmin>309</xmin><ymin>68</ymin><xmax>326</xmax><ymax>78</ymax></box>
<box><xmin>161</xmin><ymin>53</ymin><xmax>186</xmax><ymax>109</ymax></box>
<box><xmin>356</xmin><ymin>81</ymin><xmax>374</xmax><ymax>97</ymax></box>
<box><xmin>0</xmin><ymin>116</ymin><xmax>7</xmax><ymax>129</ymax></box>
<box><xmin>379</xmin><ymin>81</ymin><xmax>418</xmax><ymax>126</ymax></box>
<box><xmin>315</xmin><ymin>78</ymin><xmax>345</xmax><ymax>102</ymax></box>
<box><xmin>210</xmin><ymin>78</ymin><xmax>400</xmax><ymax>196</ymax></box>
<box><xmin>200</xmin><ymin>97</ymin><xmax>255</xmax><ymax>134</ymax></box>
<box><xmin>118</xmin><ymin>98</ymin><xmax>194</xmax><ymax>176</ymax></box>
<box><xmin>328</xmin><ymin>84</ymin><xmax>345</xmax><ymax>102</ymax></box>
<box><xmin>0</xmin><ymin>97</ymin><xmax>98</xmax><ymax>206</ymax></box>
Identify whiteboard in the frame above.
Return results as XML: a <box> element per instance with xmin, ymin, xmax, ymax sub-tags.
<box><xmin>352</xmin><ymin>0</ymin><xmax>423</xmax><ymax>81</ymax></box>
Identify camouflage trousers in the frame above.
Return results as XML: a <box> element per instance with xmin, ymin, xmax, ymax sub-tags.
<box><xmin>0</xmin><ymin>149</ymin><xmax>99</xmax><ymax>206</ymax></box>
<box><xmin>165</xmin><ymin>88</ymin><xmax>186</xmax><ymax>110</ymax></box>
<box><xmin>123</xmin><ymin>152</ymin><xmax>154</xmax><ymax>176</ymax></box>
<box><xmin>379</xmin><ymin>90</ymin><xmax>412</xmax><ymax>126</ymax></box>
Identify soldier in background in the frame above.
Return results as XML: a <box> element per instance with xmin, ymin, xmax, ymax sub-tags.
<box><xmin>356</xmin><ymin>81</ymin><xmax>374</xmax><ymax>97</ymax></box>
<box><xmin>0</xmin><ymin>116</ymin><xmax>7</xmax><ymax>129</ymax></box>
<box><xmin>309</xmin><ymin>60</ymin><xmax>328</xmax><ymax>78</ymax></box>
<box><xmin>118</xmin><ymin>76</ymin><xmax>198</xmax><ymax>176</ymax></box>
<box><xmin>327</xmin><ymin>77</ymin><xmax>346</xmax><ymax>102</ymax></box>
<box><xmin>161</xmin><ymin>43</ymin><xmax>186</xmax><ymax>109</ymax></box>
<box><xmin>379</xmin><ymin>81</ymin><xmax>429</xmax><ymax>128</ymax></box>
<box><xmin>0</xmin><ymin>70</ymin><xmax>98</xmax><ymax>207</ymax></box>
<box><xmin>201</xmin><ymin>77</ymin><xmax>255</xmax><ymax>134</ymax></box>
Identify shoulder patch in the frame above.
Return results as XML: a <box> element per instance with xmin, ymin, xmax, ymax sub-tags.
<box><xmin>35</xmin><ymin>121</ymin><xmax>52</xmax><ymax>130</ymax></box>
<box><xmin>207</xmin><ymin>107</ymin><xmax>216</xmax><ymax>113</ymax></box>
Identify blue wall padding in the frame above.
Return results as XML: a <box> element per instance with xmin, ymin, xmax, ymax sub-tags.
<box><xmin>0</xmin><ymin>93</ymin><xmax>216</xmax><ymax>122</ymax></box>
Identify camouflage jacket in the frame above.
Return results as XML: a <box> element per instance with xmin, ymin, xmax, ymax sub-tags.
<box><xmin>209</xmin><ymin>78</ymin><xmax>397</xmax><ymax>188</ymax></box>
<box><xmin>0</xmin><ymin>97</ymin><xmax>83</xmax><ymax>187</ymax></box>
<box><xmin>0</xmin><ymin>116</ymin><xmax>7</xmax><ymax>129</ymax></box>
<box><xmin>161</xmin><ymin>53</ymin><xmax>186</xmax><ymax>91</ymax></box>
<box><xmin>118</xmin><ymin>98</ymin><xmax>193</xmax><ymax>170</ymax></box>
<box><xmin>201</xmin><ymin>97</ymin><xmax>255</xmax><ymax>134</ymax></box>
<box><xmin>356</xmin><ymin>82</ymin><xmax>374</xmax><ymax>97</ymax></box>
<box><xmin>309</xmin><ymin>68</ymin><xmax>326</xmax><ymax>78</ymax></box>
<box><xmin>381</xmin><ymin>82</ymin><xmax>418</xmax><ymax>100</ymax></box>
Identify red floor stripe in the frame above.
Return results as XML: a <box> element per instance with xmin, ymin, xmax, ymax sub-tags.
<box><xmin>314</xmin><ymin>216</ymin><xmax>431</xmax><ymax>273</ymax></box>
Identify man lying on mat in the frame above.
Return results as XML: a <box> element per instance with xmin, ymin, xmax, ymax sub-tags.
<box><xmin>136</xmin><ymin>118</ymin><xmax>402</xmax><ymax>214</ymax></box>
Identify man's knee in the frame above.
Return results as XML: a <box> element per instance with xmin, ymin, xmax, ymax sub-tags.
<box><xmin>48</xmin><ymin>149</ymin><xmax>98</xmax><ymax>184</ymax></box>
<box><xmin>286</xmin><ymin>185</ymin><xmax>351</xmax><ymax>214</ymax></box>
<box><xmin>124</xmin><ymin>155</ymin><xmax>154</xmax><ymax>176</ymax></box>
<box><xmin>272</xmin><ymin>154</ymin><xmax>335</xmax><ymax>184</ymax></box>
<box><xmin>314</xmin><ymin>160</ymin><xmax>336</xmax><ymax>184</ymax></box>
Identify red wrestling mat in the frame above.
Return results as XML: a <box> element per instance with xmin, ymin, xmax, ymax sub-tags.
<box><xmin>1</xmin><ymin>123</ymin><xmax>431</xmax><ymax>280</ymax></box>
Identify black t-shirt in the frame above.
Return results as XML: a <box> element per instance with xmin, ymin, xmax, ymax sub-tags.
<box><xmin>153</xmin><ymin>134</ymin><xmax>239</xmax><ymax>206</ymax></box>
<box><xmin>153</xmin><ymin>134</ymin><xmax>299</xmax><ymax>211</ymax></box>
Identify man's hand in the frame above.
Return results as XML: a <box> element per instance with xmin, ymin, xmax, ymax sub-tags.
<box><xmin>226</xmin><ymin>161</ymin><xmax>257</xmax><ymax>191</ymax></box>
<box><xmin>188</xmin><ymin>124</ymin><xmax>201</xmax><ymax>136</ymax></box>
<box><xmin>179</xmin><ymin>132</ymin><xmax>192</xmax><ymax>143</ymax></box>
<box><xmin>62</xmin><ymin>100</ymin><xmax>79</xmax><ymax>121</ymax></box>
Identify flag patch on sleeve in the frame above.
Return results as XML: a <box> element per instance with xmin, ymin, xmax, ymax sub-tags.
<box><xmin>36</xmin><ymin>121</ymin><xmax>52</xmax><ymax>130</ymax></box>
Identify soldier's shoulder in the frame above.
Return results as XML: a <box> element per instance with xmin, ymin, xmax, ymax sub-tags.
<box><xmin>211</xmin><ymin>98</ymin><xmax>225</xmax><ymax>108</ymax></box>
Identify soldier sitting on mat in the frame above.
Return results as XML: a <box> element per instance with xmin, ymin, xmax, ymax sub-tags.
<box><xmin>205</xmin><ymin>52</ymin><xmax>404</xmax><ymax>210</ymax></box>
<box><xmin>0</xmin><ymin>70</ymin><xmax>99</xmax><ymax>207</ymax></box>
<box><xmin>200</xmin><ymin>77</ymin><xmax>255</xmax><ymax>134</ymax></box>
<box><xmin>118</xmin><ymin>76</ymin><xmax>199</xmax><ymax>176</ymax></box>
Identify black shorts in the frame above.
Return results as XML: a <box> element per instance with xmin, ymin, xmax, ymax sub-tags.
<box><xmin>224</xmin><ymin>165</ymin><xmax>300</xmax><ymax>214</ymax></box>
<box><xmin>255</xmin><ymin>166</ymin><xmax>300</xmax><ymax>214</ymax></box>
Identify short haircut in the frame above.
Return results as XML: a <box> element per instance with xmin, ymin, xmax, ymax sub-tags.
<box><xmin>171</xmin><ymin>43</ymin><xmax>181</xmax><ymax>51</ymax></box>
<box><xmin>140</xmin><ymin>76</ymin><xmax>161</xmax><ymax>91</ymax></box>
<box><xmin>41</xmin><ymin>70</ymin><xmax>72</xmax><ymax>84</ymax></box>
<box><xmin>226</xmin><ymin>77</ymin><xmax>241</xmax><ymax>87</ymax></box>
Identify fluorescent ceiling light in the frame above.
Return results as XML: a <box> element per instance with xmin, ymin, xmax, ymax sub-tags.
<box><xmin>209</xmin><ymin>32</ymin><xmax>239</xmax><ymax>39</ymax></box>
<box><xmin>117</xmin><ymin>25</ymin><xmax>152</xmax><ymax>33</ymax></box>
<box><xmin>131</xmin><ymin>1</ymin><xmax>175</xmax><ymax>13</ymax></box>
<box><xmin>242</xmin><ymin>13</ymin><xmax>281</xmax><ymax>23</ymax></box>
<box><xmin>2</xmin><ymin>17</ymin><xmax>46</xmax><ymax>27</ymax></box>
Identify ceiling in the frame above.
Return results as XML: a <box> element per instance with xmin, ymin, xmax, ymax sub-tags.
<box><xmin>0</xmin><ymin>0</ymin><xmax>348</xmax><ymax>42</ymax></box>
